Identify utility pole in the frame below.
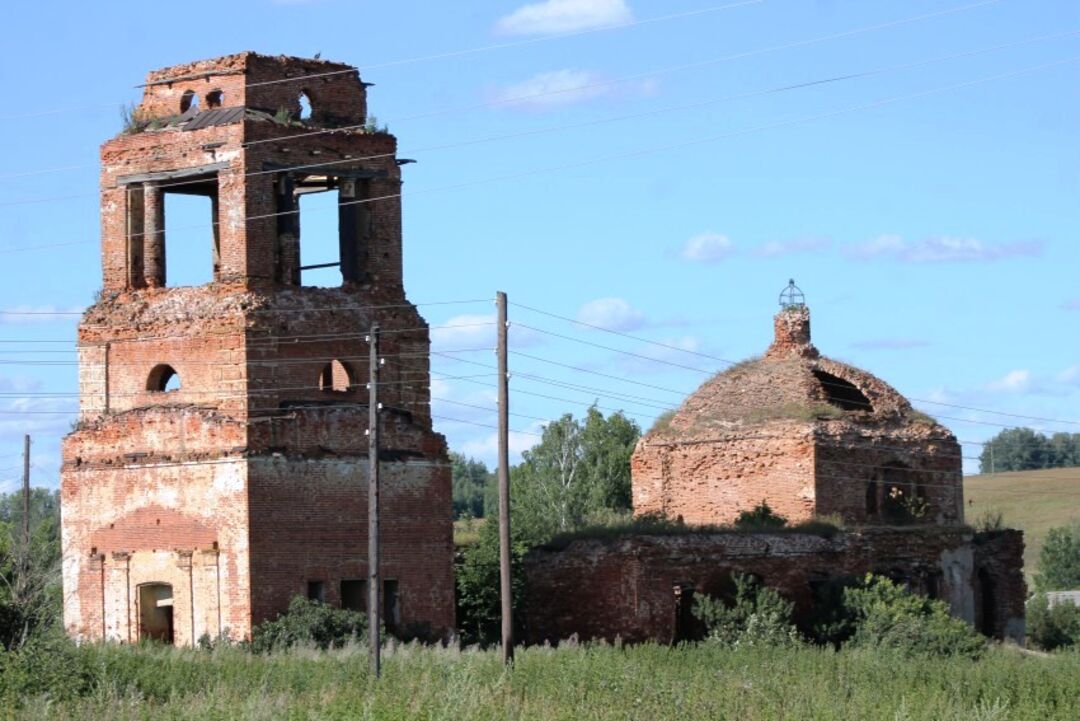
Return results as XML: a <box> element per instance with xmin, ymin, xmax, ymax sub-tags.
<box><xmin>22</xmin><ymin>435</ymin><xmax>30</xmax><ymax>553</ymax></box>
<box><xmin>495</xmin><ymin>291</ymin><xmax>513</xmax><ymax>665</ymax></box>
<box><xmin>367</xmin><ymin>325</ymin><xmax>381</xmax><ymax>678</ymax></box>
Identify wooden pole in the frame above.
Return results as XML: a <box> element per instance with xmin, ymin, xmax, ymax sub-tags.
<box><xmin>22</xmin><ymin>435</ymin><xmax>30</xmax><ymax>553</ymax></box>
<box><xmin>496</xmin><ymin>292</ymin><xmax>514</xmax><ymax>665</ymax></box>
<box><xmin>367</xmin><ymin>325</ymin><xmax>381</xmax><ymax>678</ymax></box>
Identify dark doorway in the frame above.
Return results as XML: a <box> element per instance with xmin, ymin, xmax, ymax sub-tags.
<box><xmin>138</xmin><ymin>583</ymin><xmax>175</xmax><ymax>644</ymax></box>
<box><xmin>978</xmin><ymin>568</ymin><xmax>997</xmax><ymax>637</ymax></box>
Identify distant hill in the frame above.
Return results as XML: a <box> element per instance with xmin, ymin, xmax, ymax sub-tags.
<box><xmin>964</xmin><ymin>467</ymin><xmax>1080</xmax><ymax>583</ymax></box>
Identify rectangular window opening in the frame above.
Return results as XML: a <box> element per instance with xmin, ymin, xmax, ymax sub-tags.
<box><xmin>298</xmin><ymin>184</ymin><xmax>342</xmax><ymax>288</ymax></box>
<box><xmin>341</xmin><ymin>579</ymin><xmax>366</xmax><ymax>612</ymax></box>
<box><xmin>307</xmin><ymin>580</ymin><xmax>326</xmax><ymax>603</ymax></box>
<box><xmin>162</xmin><ymin>177</ymin><xmax>219</xmax><ymax>287</ymax></box>
<box><xmin>383</xmin><ymin>579</ymin><xmax>400</xmax><ymax>633</ymax></box>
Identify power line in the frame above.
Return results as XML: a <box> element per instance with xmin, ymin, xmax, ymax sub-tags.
<box><xmin>0</xmin><ymin>0</ymin><xmax>1008</xmax><ymax>187</ymax></box>
<box><xmin>0</xmin><ymin>1</ymin><xmax>766</xmax><ymax>124</ymax></box>
<box><xmin>1</xmin><ymin>52</ymin><xmax>1073</xmax><ymax>262</ymax></box>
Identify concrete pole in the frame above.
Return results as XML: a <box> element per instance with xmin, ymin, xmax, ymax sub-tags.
<box><xmin>496</xmin><ymin>292</ymin><xmax>514</xmax><ymax>665</ymax></box>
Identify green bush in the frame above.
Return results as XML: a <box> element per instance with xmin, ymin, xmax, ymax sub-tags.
<box><xmin>0</xmin><ymin>630</ymin><xmax>94</xmax><ymax>702</ymax></box>
<box><xmin>842</xmin><ymin>574</ymin><xmax>986</xmax><ymax>659</ymax></box>
<box><xmin>1027</xmin><ymin>593</ymin><xmax>1080</xmax><ymax>651</ymax></box>
<box><xmin>455</xmin><ymin>516</ymin><xmax>528</xmax><ymax>646</ymax></box>
<box><xmin>693</xmin><ymin>573</ymin><xmax>802</xmax><ymax>648</ymax></box>
<box><xmin>250</xmin><ymin>596</ymin><xmax>368</xmax><ymax>653</ymax></box>
<box><xmin>734</xmin><ymin>501</ymin><xmax>787</xmax><ymax>530</ymax></box>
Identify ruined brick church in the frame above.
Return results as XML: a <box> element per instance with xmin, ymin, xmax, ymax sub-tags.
<box><xmin>524</xmin><ymin>286</ymin><xmax>1027</xmax><ymax>645</ymax></box>
<box><xmin>61</xmin><ymin>53</ymin><xmax>453</xmax><ymax>644</ymax></box>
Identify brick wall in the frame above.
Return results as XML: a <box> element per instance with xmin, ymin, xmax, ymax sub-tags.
<box><xmin>522</xmin><ymin>528</ymin><xmax>1025</xmax><ymax>645</ymax></box>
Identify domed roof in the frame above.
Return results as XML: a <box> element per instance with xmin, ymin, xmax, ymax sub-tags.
<box><xmin>648</xmin><ymin>305</ymin><xmax>944</xmax><ymax>441</ymax></box>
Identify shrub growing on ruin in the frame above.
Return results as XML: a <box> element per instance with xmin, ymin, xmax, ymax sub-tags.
<box><xmin>693</xmin><ymin>573</ymin><xmax>802</xmax><ymax>648</ymax></box>
<box><xmin>1027</xmin><ymin>593</ymin><xmax>1080</xmax><ymax>651</ymax></box>
<box><xmin>734</xmin><ymin>501</ymin><xmax>788</xmax><ymax>530</ymax></box>
<box><xmin>249</xmin><ymin>596</ymin><xmax>368</xmax><ymax>653</ymax></box>
<box><xmin>842</xmin><ymin>574</ymin><xmax>986</xmax><ymax>659</ymax></box>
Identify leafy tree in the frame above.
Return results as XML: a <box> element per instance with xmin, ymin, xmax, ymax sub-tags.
<box><xmin>0</xmin><ymin>489</ymin><xmax>62</xmax><ymax>648</ymax></box>
<box><xmin>450</xmin><ymin>452</ymin><xmax>493</xmax><ymax>519</ymax></box>
<box><xmin>454</xmin><ymin>514</ymin><xmax>529</xmax><ymax>646</ymax></box>
<box><xmin>579</xmin><ymin>407</ymin><xmax>639</xmax><ymax>511</ymax></box>
<box><xmin>510</xmin><ymin>408</ymin><xmax>640</xmax><ymax>544</ymax></box>
<box><xmin>978</xmin><ymin>428</ymin><xmax>1080</xmax><ymax>473</ymax></box>
<box><xmin>1034</xmin><ymin>522</ymin><xmax>1080</xmax><ymax>592</ymax></box>
<box><xmin>1027</xmin><ymin>593</ymin><xmax>1080</xmax><ymax>651</ymax></box>
<box><xmin>841</xmin><ymin>574</ymin><xmax>986</xmax><ymax>658</ymax></box>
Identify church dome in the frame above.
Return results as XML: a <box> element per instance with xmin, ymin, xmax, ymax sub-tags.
<box><xmin>649</xmin><ymin>304</ymin><xmax>944</xmax><ymax>442</ymax></box>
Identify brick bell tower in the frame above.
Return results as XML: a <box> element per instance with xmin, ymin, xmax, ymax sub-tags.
<box><xmin>61</xmin><ymin>53</ymin><xmax>453</xmax><ymax>645</ymax></box>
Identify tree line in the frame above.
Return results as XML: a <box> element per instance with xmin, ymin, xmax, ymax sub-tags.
<box><xmin>978</xmin><ymin>428</ymin><xmax>1080</xmax><ymax>474</ymax></box>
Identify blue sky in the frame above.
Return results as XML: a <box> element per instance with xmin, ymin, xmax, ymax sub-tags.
<box><xmin>1</xmin><ymin>0</ymin><xmax>1078</xmax><ymax>488</ymax></box>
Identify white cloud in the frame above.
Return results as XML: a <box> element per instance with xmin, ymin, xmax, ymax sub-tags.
<box><xmin>495</xmin><ymin>0</ymin><xmax>633</xmax><ymax>36</ymax></box>
<box><xmin>431</xmin><ymin>314</ymin><xmax>499</xmax><ymax>352</ymax></box>
<box><xmin>1058</xmin><ymin>365</ymin><xmax>1080</xmax><ymax>386</ymax></box>
<box><xmin>430</xmin><ymin>314</ymin><xmax>539</xmax><ymax>360</ymax></box>
<box><xmin>0</xmin><ymin>304</ymin><xmax>83</xmax><ymax>325</ymax></box>
<box><xmin>492</xmin><ymin>69</ymin><xmax>608</xmax><ymax>109</ymax></box>
<box><xmin>459</xmin><ymin>429</ymin><xmax>538</xmax><ymax>461</ymax></box>
<box><xmin>751</xmin><ymin>237</ymin><xmax>830</xmax><ymax>257</ymax></box>
<box><xmin>576</xmin><ymin>297</ymin><xmax>646</xmax><ymax>332</ymax></box>
<box><xmin>680</xmin><ymin>232</ymin><xmax>734</xmax><ymax>263</ymax></box>
<box><xmin>844</xmin><ymin>235</ymin><xmax>1044</xmax><ymax>263</ymax></box>
<box><xmin>986</xmin><ymin>369</ymin><xmax>1032</xmax><ymax>393</ymax></box>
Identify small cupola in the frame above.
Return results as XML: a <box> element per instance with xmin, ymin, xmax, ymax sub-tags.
<box><xmin>766</xmin><ymin>280</ymin><xmax>819</xmax><ymax>360</ymax></box>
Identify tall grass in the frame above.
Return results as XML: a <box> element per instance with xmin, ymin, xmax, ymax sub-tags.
<box><xmin>1</xmin><ymin>640</ymin><xmax>1078</xmax><ymax>720</ymax></box>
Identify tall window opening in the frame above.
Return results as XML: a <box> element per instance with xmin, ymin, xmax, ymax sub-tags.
<box><xmin>341</xmin><ymin>579</ymin><xmax>366</xmax><ymax>612</ymax></box>
<box><xmin>865</xmin><ymin>479</ymin><xmax>879</xmax><ymax>516</ymax></box>
<box><xmin>812</xmin><ymin>370</ymin><xmax>872</xmax><ymax>412</ymax></box>
<box><xmin>278</xmin><ymin>170</ymin><xmax>374</xmax><ymax>288</ymax></box>
<box><xmin>298</xmin><ymin>91</ymin><xmax>313</xmax><ymax>120</ymax></box>
<box><xmin>164</xmin><ymin>190</ymin><xmax>217</xmax><ymax>286</ymax></box>
<box><xmin>383</xmin><ymin>580</ymin><xmax>400</xmax><ymax>634</ymax></box>
<box><xmin>881</xmin><ymin>462</ymin><xmax>914</xmax><ymax>524</ymax></box>
<box><xmin>138</xmin><ymin>583</ymin><xmax>174</xmax><ymax>644</ymax></box>
<box><xmin>307</xmin><ymin>580</ymin><xmax>326</xmax><ymax>603</ymax></box>
<box><xmin>297</xmin><ymin>188</ymin><xmax>340</xmax><ymax>287</ymax></box>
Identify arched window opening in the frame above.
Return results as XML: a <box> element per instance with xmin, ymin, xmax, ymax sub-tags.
<box><xmin>881</xmin><ymin>462</ymin><xmax>915</xmax><ymax>524</ymax></box>
<box><xmin>137</xmin><ymin>583</ymin><xmax>174</xmax><ymax>644</ymax></box>
<box><xmin>147</xmin><ymin>364</ymin><xmax>180</xmax><ymax>392</ymax></box>
<box><xmin>180</xmin><ymin>90</ymin><xmax>199</xmax><ymax>114</ymax></box>
<box><xmin>298</xmin><ymin>90</ymin><xmax>313</xmax><ymax>120</ymax></box>
<box><xmin>319</xmin><ymin>359</ymin><xmax>354</xmax><ymax>393</ymax></box>
<box><xmin>206</xmin><ymin>89</ymin><xmax>224</xmax><ymax>108</ymax></box>
<box><xmin>812</xmin><ymin>370</ymin><xmax>872</xmax><ymax>412</ymax></box>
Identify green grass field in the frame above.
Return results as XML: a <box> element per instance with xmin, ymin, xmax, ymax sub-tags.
<box><xmin>2</xmin><ymin>640</ymin><xmax>1079</xmax><ymax>720</ymax></box>
<box><xmin>964</xmin><ymin>468</ymin><xmax>1080</xmax><ymax>582</ymax></box>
